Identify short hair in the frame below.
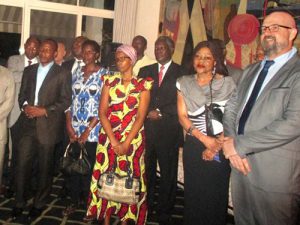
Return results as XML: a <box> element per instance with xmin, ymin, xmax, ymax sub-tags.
<box><xmin>43</xmin><ymin>38</ymin><xmax>58</xmax><ymax>51</ymax></box>
<box><xmin>193</xmin><ymin>40</ymin><xmax>228</xmax><ymax>76</ymax></box>
<box><xmin>82</xmin><ymin>40</ymin><xmax>101</xmax><ymax>54</ymax></box>
<box><xmin>133</xmin><ymin>35</ymin><xmax>147</xmax><ymax>46</ymax></box>
<box><xmin>25</xmin><ymin>36</ymin><xmax>41</xmax><ymax>46</ymax></box>
<box><xmin>155</xmin><ymin>36</ymin><xmax>175</xmax><ymax>50</ymax></box>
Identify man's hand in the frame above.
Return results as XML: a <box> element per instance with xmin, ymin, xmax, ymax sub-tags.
<box><xmin>223</xmin><ymin>137</ymin><xmax>251</xmax><ymax>175</ymax></box>
<box><xmin>147</xmin><ymin>110</ymin><xmax>162</xmax><ymax>121</ymax></box>
<box><xmin>24</xmin><ymin>105</ymin><xmax>47</xmax><ymax>118</ymax></box>
<box><xmin>223</xmin><ymin>137</ymin><xmax>237</xmax><ymax>158</ymax></box>
<box><xmin>228</xmin><ymin>155</ymin><xmax>251</xmax><ymax>175</ymax></box>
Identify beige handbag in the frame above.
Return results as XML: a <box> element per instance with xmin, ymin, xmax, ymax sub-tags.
<box><xmin>97</xmin><ymin>156</ymin><xmax>140</xmax><ymax>205</ymax></box>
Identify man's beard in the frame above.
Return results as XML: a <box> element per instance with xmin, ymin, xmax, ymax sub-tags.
<box><xmin>261</xmin><ymin>35</ymin><xmax>287</xmax><ymax>57</ymax></box>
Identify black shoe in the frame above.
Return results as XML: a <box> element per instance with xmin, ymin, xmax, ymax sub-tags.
<box><xmin>58</xmin><ymin>187</ymin><xmax>69</xmax><ymax>199</ymax></box>
<box><xmin>11</xmin><ymin>207</ymin><xmax>23</xmax><ymax>219</ymax></box>
<box><xmin>158</xmin><ymin>215</ymin><xmax>172</xmax><ymax>225</ymax></box>
<box><xmin>28</xmin><ymin>207</ymin><xmax>43</xmax><ymax>220</ymax></box>
<box><xmin>4</xmin><ymin>187</ymin><xmax>14</xmax><ymax>198</ymax></box>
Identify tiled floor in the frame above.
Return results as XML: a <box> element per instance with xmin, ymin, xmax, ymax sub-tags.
<box><xmin>0</xmin><ymin>174</ymin><xmax>234</xmax><ymax>225</ymax></box>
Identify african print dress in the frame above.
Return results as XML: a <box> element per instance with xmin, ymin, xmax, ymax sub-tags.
<box><xmin>86</xmin><ymin>74</ymin><xmax>153</xmax><ymax>224</ymax></box>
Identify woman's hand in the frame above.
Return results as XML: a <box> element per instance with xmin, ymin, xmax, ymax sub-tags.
<box><xmin>202</xmin><ymin>149</ymin><xmax>217</xmax><ymax>161</ymax></box>
<box><xmin>201</xmin><ymin>135</ymin><xmax>222</xmax><ymax>152</ymax></box>
<box><xmin>113</xmin><ymin>142</ymin><xmax>130</xmax><ymax>156</ymax></box>
<box><xmin>66</xmin><ymin>125</ymin><xmax>78</xmax><ymax>143</ymax></box>
<box><xmin>78</xmin><ymin>129</ymin><xmax>90</xmax><ymax>144</ymax></box>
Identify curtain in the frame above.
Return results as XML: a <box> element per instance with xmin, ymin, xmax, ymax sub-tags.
<box><xmin>113</xmin><ymin>0</ymin><xmax>138</xmax><ymax>44</ymax></box>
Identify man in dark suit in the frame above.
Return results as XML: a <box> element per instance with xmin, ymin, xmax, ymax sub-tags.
<box><xmin>11</xmin><ymin>39</ymin><xmax>71</xmax><ymax>221</ymax></box>
<box><xmin>138</xmin><ymin>36</ymin><xmax>184</xmax><ymax>225</ymax></box>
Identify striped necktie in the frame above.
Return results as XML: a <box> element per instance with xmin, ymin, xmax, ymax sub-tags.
<box><xmin>158</xmin><ymin>65</ymin><xmax>165</xmax><ymax>87</ymax></box>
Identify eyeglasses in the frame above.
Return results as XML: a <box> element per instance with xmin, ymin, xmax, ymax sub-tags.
<box><xmin>260</xmin><ymin>24</ymin><xmax>292</xmax><ymax>34</ymax></box>
<box><xmin>115</xmin><ymin>56</ymin><xmax>130</xmax><ymax>63</ymax></box>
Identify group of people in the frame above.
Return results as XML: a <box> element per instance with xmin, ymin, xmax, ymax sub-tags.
<box><xmin>0</xmin><ymin>10</ymin><xmax>299</xmax><ymax>225</ymax></box>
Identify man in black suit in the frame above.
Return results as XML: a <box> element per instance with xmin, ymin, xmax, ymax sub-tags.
<box><xmin>138</xmin><ymin>36</ymin><xmax>184</xmax><ymax>225</ymax></box>
<box><xmin>11</xmin><ymin>39</ymin><xmax>71</xmax><ymax>220</ymax></box>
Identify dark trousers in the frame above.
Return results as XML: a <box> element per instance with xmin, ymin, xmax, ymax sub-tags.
<box><xmin>183</xmin><ymin>135</ymin><xmax>230</xmax><ymax>225</ymax></box>
<box><xmin>15</xmin><ymin>120</ymin><xmax>55</xmax><ymax>209</ymax></box>
<box><xmin>67</xmin><ymin>142</ymin><xmax>97</xmax><ymax>206</ymax></box>
<box><xmin>145</xmin><ymin>129</ymin><xmax>179</xmax><ymax>223</ymax></box>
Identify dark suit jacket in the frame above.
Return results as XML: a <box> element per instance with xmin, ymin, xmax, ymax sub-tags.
<box><xmin>61</xmin><ymin>58</ymin><xmax>75</xmax><ymax>72</ymax></box>
<box><xmin>138</xmin><ymin>62</ymin><xmax>184</xmax><ymax>144</ymax></box>
<box><xmin>18</xmin><ymin>63</ymin><xmax>72</xmax><ymax>145</ymax></box>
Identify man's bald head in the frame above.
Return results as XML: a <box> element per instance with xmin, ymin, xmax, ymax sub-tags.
<box><xmin>265</xmin><ymin>11</ymin><xmax>296</xmax><ymax>29</ymax></box>
<box><xmin>261</xmin><ymin>11</ymin><xmax>298</xmax><ymax>59</ymax></box>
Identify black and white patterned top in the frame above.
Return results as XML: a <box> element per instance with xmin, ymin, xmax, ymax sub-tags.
<box><xmin>177</xmin><ymin>75</ymin><xmax>235</xmax><ymax>135</ymax></box>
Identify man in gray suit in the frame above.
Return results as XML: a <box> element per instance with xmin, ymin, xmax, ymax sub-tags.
<box><xmin>8</xmin><ymin>36</ymin><xmax>40</xmax><ymax>130</ymax></box>
<box><xmin>223</xmin><ymin>11</ymin><xmax>300</xmax><ymax>225</ymax></box>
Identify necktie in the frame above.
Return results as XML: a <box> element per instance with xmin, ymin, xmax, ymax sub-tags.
<box><xmin>74</xmin><ymin>60</ymin><xmax>82</xmax><ymax>74</ymax></box>
<box><xmin>158</xmin><ymin>65</ymin><xmax>165</xmax><ymax>87</ymax></box>
<box><xmin>28</xmin><ymin>60</ymin><xmax>32</xmax><ymax>65</ymax></box>
<box><xmin>238</xmin><ymin>60</ymin><xmax>275</xmax><ymax>135</ymax></box>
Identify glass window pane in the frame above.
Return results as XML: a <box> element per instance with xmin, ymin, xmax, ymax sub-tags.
<box><xmin>30</xmin><ymin>10</ymin><xmax>76</xmax><ymax>51</ymax></box>
<box><xmin>80</xmin><ymin>0</ymin><xmax>115</xmax><ymax>10</ymax></box>
<box><xmin>39</xmin><ymin>0</ymin><xmax>77</xmax><ymax>5</ymax></box>
<box><xmin>82</xmin><ymin>16</ymin><xmax>113</xmax><ymax>44</ymax></box>
<box><xmin>0</xmin><ymin>5</ymin><xmax>22</xmax><ymax>65</ymax></box>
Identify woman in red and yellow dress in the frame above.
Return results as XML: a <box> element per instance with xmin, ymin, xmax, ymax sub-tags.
<box><xmin>85</xmin><ymin>45</ymin><xmax>153</xmax><ymax>225</ymax></box>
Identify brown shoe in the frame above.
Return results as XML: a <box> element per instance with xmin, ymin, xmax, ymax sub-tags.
<box><xmin>62</xmin><ymin>204</ymin><xmax>77</xmax><ymax>217</ymax></box>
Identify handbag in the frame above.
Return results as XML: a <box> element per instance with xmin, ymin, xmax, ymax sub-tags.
<box><xmin>97</xmin><ymin>156</ymin><xmax>140</xmax><ymax>205</ymax></box>
<box><xmin>205</xmin><ymin>75</ymin><xmax>224</xmax><ymax>137</ymax></box>
<box><xmin>204</xmin><ymin>76</ymin><xmax>225</xmax><ymax>162</ymax></box>
<box><xmin>205</xmin><ymin>103</ymin><xmax>223</xmax><ymax>136</ymax></box>
<box><xmin>60</xmin><ymin>142</ymin><xmax>91</xmax><ymax>175</ymax></box>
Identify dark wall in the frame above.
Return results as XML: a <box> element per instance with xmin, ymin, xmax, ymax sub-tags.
<box><xmin>0</xmin><ymin>32</ymin><xmax>21</xmax><ymax>66</ymax></box>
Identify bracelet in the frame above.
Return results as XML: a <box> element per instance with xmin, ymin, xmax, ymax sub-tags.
<box><xmin>187</xmin><ymin>124</ymin><xmax>195</xmax><ymax>136</ymax></box>
<box><xmin>87</xmin><ymin>125</ymin><xmax>93</xmax><ymax>131</ymax></box>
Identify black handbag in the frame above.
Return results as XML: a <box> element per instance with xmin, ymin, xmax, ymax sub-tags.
<box><xmin>205</xmin><ymin>103</ymin><xmax>223</xmax><ymax>137</ymax></box>
<box><xmin>205</xmin><ymin>75</ymin><xmax>224</xmax><ymax>137</ymax></box>
<box><xmin>60</xmin><ymin>142</ymin><xmax>91</xmax><ymax>175</ymax></box>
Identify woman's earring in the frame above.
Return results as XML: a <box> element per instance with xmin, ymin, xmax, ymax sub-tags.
<box><xmin>212</xmin><ymin>65</ymin><xmax>216</xmax><ymax>75</ymax></box>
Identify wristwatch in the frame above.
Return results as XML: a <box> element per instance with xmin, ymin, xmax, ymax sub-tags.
<box><xmin>187</xmin><ymin>125</ymin><xmax>195</xmax><ymax>136</ymax></box>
